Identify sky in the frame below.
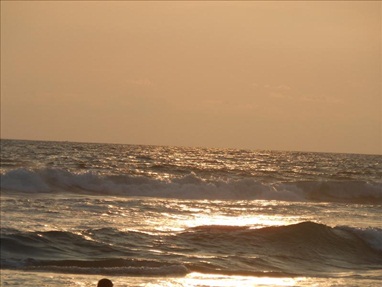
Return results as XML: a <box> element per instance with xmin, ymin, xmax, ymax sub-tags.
<box><xmin>1</xmin><ymin>1</ymin><xmax>381</xmax><ymax>154</ymax></box>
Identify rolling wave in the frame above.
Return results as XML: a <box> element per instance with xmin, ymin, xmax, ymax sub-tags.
<box><xmin>1</xmin><ymin>222</ymin><xmax>382</xmax><ymax>277</ymax></box>
<box><xmin>179</xmin><ymin>222</ymin><xmax>382</xmax><ymax>267</ymax></box>
<box><xmin>1</xmin><ymin>168</ymin><xmax>382</xmax><ymax>204</ymax></box>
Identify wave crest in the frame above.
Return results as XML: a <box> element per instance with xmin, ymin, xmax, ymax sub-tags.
<box><xmin>2</xmin><ymin>222</ymin><xmax>382</xmax><ymax>276</ymax></box>
<box><xmin>1</xmin><ymin>168</ymin><xmax>381</xmax><ymax>203</ymax></box>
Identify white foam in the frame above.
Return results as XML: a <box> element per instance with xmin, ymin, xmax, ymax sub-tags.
<box><xmin>1</xmin><ymin>168</ymin><xmax>381</xmax><ymax>203</ymax></box>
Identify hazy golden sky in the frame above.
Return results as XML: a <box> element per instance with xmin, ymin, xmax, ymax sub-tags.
<box><xmin>1</xmin><ymin>1</ymin><xmax>381</xmax><ymax>154</ymax></box>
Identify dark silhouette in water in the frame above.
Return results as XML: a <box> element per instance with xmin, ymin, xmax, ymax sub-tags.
<box><xmin>97</xmin><ymin>278</ymin><xmax>113</xmax><ymax>287</ymax></box>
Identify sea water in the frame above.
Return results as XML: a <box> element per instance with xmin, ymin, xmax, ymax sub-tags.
<box><xmin>1</xmin><ymin>139</ymin><xmax>381</xmax><ymax>286</ymax></box>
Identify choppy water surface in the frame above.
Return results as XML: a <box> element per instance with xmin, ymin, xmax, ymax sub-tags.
<box><xmin>1</xmin><ymin>139</ymin><xmax>382</xmax><ymax>286</ymax></box>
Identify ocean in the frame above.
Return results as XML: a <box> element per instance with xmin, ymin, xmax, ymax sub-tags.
<box><xmin>1</xmin><ymin>139</ymin><xmax>381</xmax><ymax>287</ymax></box>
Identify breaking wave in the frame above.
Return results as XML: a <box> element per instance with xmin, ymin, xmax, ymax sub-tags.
<box><xmin>1</xmin><ymin>168</ymin><xmax>381</xmax><ymax>204</ymax></box>
<box><xmin>1</xmin><ymin>222</ymin><xmax>382</xmax><ymax>277</ymax></box>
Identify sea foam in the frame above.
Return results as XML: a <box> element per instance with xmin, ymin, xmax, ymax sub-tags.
<box><xmin>1</xmin><ymin>168</ymin><xmax>381</xmax><ymax>204</ymax></box>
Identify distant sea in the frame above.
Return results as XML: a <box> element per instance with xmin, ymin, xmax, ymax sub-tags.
<box><xmin>1</xmin><ymin>139</ymin><xmax>382</xmax><ymax>287</ymax></box>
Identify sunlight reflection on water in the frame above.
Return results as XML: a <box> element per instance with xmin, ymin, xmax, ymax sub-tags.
<box><xmin>136</xmin><ymin>199</ymin><xmax>301</xmax><ymax>234</ymax></box>
<box><xmin>3</xmin><ymin>270</ymin><xmax>382</xmax><ymax>287</ymax></box>
<box><xmin>146</xmin><ymin>273</ymin><xmax>303</xmax><ymax>287</ymax></box>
